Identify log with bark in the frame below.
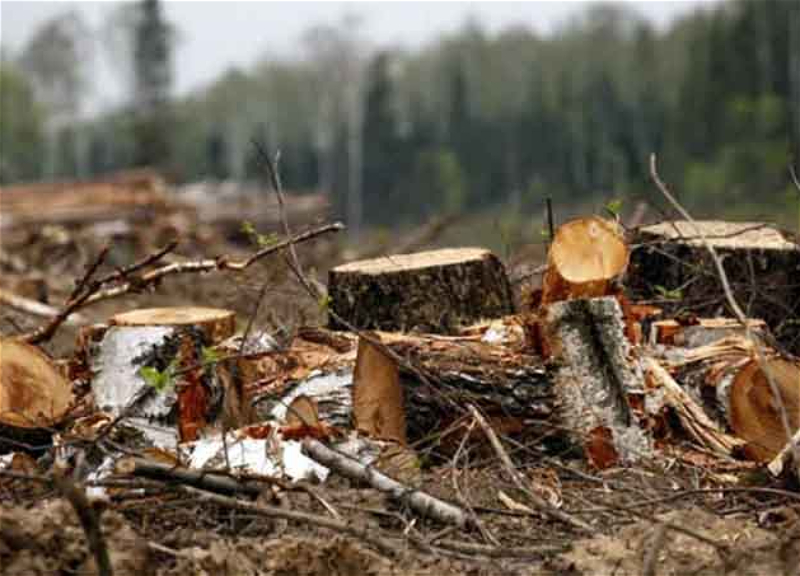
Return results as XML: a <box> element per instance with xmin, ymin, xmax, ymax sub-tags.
<box><xmin>657</xmin><ymin>337</ymin><xmax>800</xmax><ymax>461</ymax></box>
<box><xmin>628</xmin><ymin>220</ymin><xmax>800</xmax><ymax>352</ymax></box>
<box><xmin>0</xmin><ymin>338</ymin><xmax>73</xmax><ymax>452</ymax></box>
<box><xmin>328</xmin><ymin>248</ymin><xmax>514</xmax><ymax>334</ymax></box>
<box><xmin>540</xmin><ymin>217</ymin><xmax>629</xmax><ymax>306</ymax></box>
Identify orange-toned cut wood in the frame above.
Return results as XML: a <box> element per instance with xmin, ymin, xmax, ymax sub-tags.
<box><xmin>352</xmin><ymin>334</ymin><xmax>407</xmax><ymax>445</ymax></box>
<box><xmin>0</xmin><ymin>338</ymin><xmax>73</xmax><ymax>429</ymax></box>
<box><xmin>541</xmin><ymin>217</ymin><xmax>629</xmax><ymax>306</ymax></box>
<box><xmin>111</xmin><ymin>307</ymin><xmax>236</xmax><ymax>344</ymax></box>
<box><xmin>729</xmin><ymin>358</ymin><xmax>800</xmax><ymax>461</ymax></box>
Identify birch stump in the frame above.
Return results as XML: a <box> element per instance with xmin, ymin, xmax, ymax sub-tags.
<box><xmin>543</xmin><ymin>297</ymin><xmax>651</xmax><ymax>468</ymax></box>
<box><xmin>91</xmin><ymin>307</ymin><xmax>244</xmax><ymax>446</ymax></box>
<box><xmin>628</xmin><ymin>220</ymin><xmax>800</xmax><ymax>352</ymax></box>
<box><xmin>0</xmin><ymin>338</ymin><xmax>73</xmax><ymax>452</ymax></box>
<box><xmin>328</xmin><ymin>248</ymin><xmax>514</xmax><ymax>334</ymax></box>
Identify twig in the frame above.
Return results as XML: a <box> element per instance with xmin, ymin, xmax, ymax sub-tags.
<box><xmin>53</xmin><ymin>475</ymin><xmax>114</xmax><ymax>576</ymax></box>
<box><xmin>642</xmin><ymin>524</ymin><xmax>669</xmax><ymax>576</ymax></box>
<box><xmin>18</xmin><ymin>222</ymin><xmax>343</xmax><ymax>344</ymax></box>
<box><xmin>303</xmin><ymin>438</ymin><xmax>469</xmax><ymax>527</ymax></box>
<box><xmin>0</xmin><ymin>288</ymin><xmax>86</xmax><ymax>324</ymax></box>
<box><xmin>68</xmin><ymin>245</ymin><xmax>109</xmax><ymax>302</ymax></box>
<box><xmin>649</xmin><ymin>153</ymin><xmax>800</xmax><ymax>467</ymax></box>
<box><xmin>116</xmin><ymin>457</ymin><xmax>266</xmax><ymax>497</ymax></box>
<box><xmin>467</xmin><ymin>405</ymin><xmax>592</xmax><ymax>532</ymax></box>
<box><xmin>790</xmin><ymin>163</ymin><xmax>800</xmax><ymax>196</ymax></box>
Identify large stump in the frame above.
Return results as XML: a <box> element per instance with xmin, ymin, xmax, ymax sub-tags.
<box><xmin>628</xmin><ymin>220</ymin><xmax>800</xmax><ymax>352</ymax></box>
<box><xmin>1</xmin><ymin>338</ymin><xmax>73</xmax><ymax>452</ymax></box>
<box><xmin>328</xmin><ymin>248</ymin><xmax>514</xmax><ymax>334</ymax></box>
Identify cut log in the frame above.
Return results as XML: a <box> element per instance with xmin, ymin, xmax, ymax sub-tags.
<box><xmin>91</xmin><ymin>308</ymin><xmax>244</xmax><ymax>446</ymax></box>
<box><xmin>111</xmin><ymin>307</ymin><xmax>236</xmax><ymax>344</ymax></box>
<box><xmin>541</xmin><ymin>217</ymin><xmax>629</xmax><ymax>306</ymax></box>
<box><xmin>352</xmin><ymin>334</ymin><xmax>406</xmax><ymax>445</ymax></box>
<box><xmin>650</xmin><ymin>318</ymin><xmax>766</xmax><ymax>348</ymax></box>
<box><xmin>728</xmin><ymin>357</ymin><xmax>800</xmax><ymax>461</ymax></box>
<box><xmin>327</xmin><ymin>247</ymin><xmax>514</xmax><ymax>334</ymax></box>
<box><xmin>0</xmin><ymin>338</ymin><xmax>73</xmax><ymax>452</ymax></box>
<box><xmin>628</xmin><ymin>220</ymin><xmax>800</xmax><ymax>353</ymax></box>
<box><xmin>542</xmin><ymin>297</ymin><xmax>651</xmax><ymax>468</ymax></box>
<box><xmin>250</xmin><ymin>328</ymin><xmax>555</xmax><ymax>451</ymax></box>
<box><xmin>657</xmin><ymin>337</ymin><xmax>800</xmax><ymax>461</ymax></box>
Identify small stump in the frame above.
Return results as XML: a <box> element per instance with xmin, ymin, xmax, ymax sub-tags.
<box><xmin>328</xmin><ymin>247</ymin><xmax>514</xmax><ymax>334</ymax></box>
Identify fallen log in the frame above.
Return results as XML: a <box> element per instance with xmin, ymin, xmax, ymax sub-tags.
<box><xmin>540</xmin><ymin>217</ymin><xmax>628</xmax><ymax>306</ymax></box>
<box><xmin>628</xmin><ymin>220</ymin><xmax>800</xmax><ymax>352</ymax></box>
<box><xmin>650</xmin><ymin>318</ymin><xmax>766</xmax><ymax>348</ymax></box>
<box><xmin>659</xmin><ymin>337</ymin><xmax>800</xmax><ymax>461</ymax></box>
<box><xmin>542</xmin><ymin>297</ymin><xmax>651</xmax><ymax>468</ymax></box>
<box><xmin>328</xmin><ymin>247</ymin><xmax>514</xmax><ymax>334</ymax></box>
<box><xmin>0</xmin><ymin>338</ymin><xmax>73</xmax><ymax>452</ymax></box>
<box><xmin>302</xmin><ymin>438</ymin><xmax>468</xmax><ymax>527</ymax></box>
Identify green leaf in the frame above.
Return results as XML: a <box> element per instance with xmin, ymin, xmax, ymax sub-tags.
<box><xmin>605</xmin><ymin>198</ymin><xmax>624</xmax><ymax>218</ymax></box>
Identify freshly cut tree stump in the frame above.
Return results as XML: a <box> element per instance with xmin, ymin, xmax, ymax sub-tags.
<box><xmin>328</xmin><ymin>248</ymin><xmax>514</xmax><ymax>334</ymax></box>
<box><xmin>628</xmin><ymin>220</ymin><xmax>800</xmax><ymax>352</ymax></box>
<box><xmin>0</xmin><ymin>338</ymin><xmax>73</xmax><ymax>452</ymax></box>
<box><xmin>91</xmin><ymin>307</ymin><xmax>243</xmax><ymax>446</ymax></box>
<box><xmin>542</xmin><ymin>297</ymin><xmax>650</xmax><ymax>468</ymax></box>
<box><xmin>111</xmin><ymin>307</ymin><xmax>236</xmax><ymax>344</ymax></box>
<box><xmin>541</xmin><ymin>217</ymin><xmax>628</xmax><ymax>306</ymax></box>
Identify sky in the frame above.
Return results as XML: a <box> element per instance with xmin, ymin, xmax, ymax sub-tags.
<box><xmin>1</xmin><ymin>0</ymin><xmax>718</xmax><ymax>112</ymax></box>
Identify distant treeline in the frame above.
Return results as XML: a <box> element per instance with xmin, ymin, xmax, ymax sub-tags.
<box><xmin>1</xmin><ymin>0</ymin><xmax>798</xmax><ymax>228</ymax></box>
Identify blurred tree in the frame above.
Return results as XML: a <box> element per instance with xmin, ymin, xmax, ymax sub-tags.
<box><xmin>132</xmin><ymin>0</ymin><xmax>174</xmax><ymax>168</ymax></box>
<box><xmin>18</xmin><ymin>10</ymin><xmax>89</xmax><ymax>178</ymax></box>
<box><xmin>0</xmin><ymin>62</ymin><xmax>46</xmax><ymax>183</ymax></box>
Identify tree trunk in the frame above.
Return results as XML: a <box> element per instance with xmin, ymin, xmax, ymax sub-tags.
<box><xmin>542</xmin><ymin>297</ymin><xmax>651</xmax><ymax>468</ymax></box>
<box><xmin>328</xmin><ymin>248</ymin><xmax>514</xmax><ymax>334</ymax></box>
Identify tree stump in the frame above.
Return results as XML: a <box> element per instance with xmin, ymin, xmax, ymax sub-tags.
<box><xmin>328</xmin><ymin>248</ymin><xmax>514</xmax><ymax>334</ymax></box>
<box><xmin>541</xmin><ymin>217</ymin><xmax>629</xmax><ymax>306</ymax></box>
<box><xmin>0</xmin><ymin>338</ymin><xmax>73</xmax><ymax>452</ymax></box>
<box><xmin>90</xmin><ymin>307</ymin><xmax>243</xmax><ymax>446</ymax></box>
<box><xmin>628</xmin><ymin>220</ymin><xmax>800</xmax><ymax>352</ymax></box>
<box><xmin>542</xmin><ymin>297</ymin><xmax>651</xmax><ymax>468</ymax></box>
